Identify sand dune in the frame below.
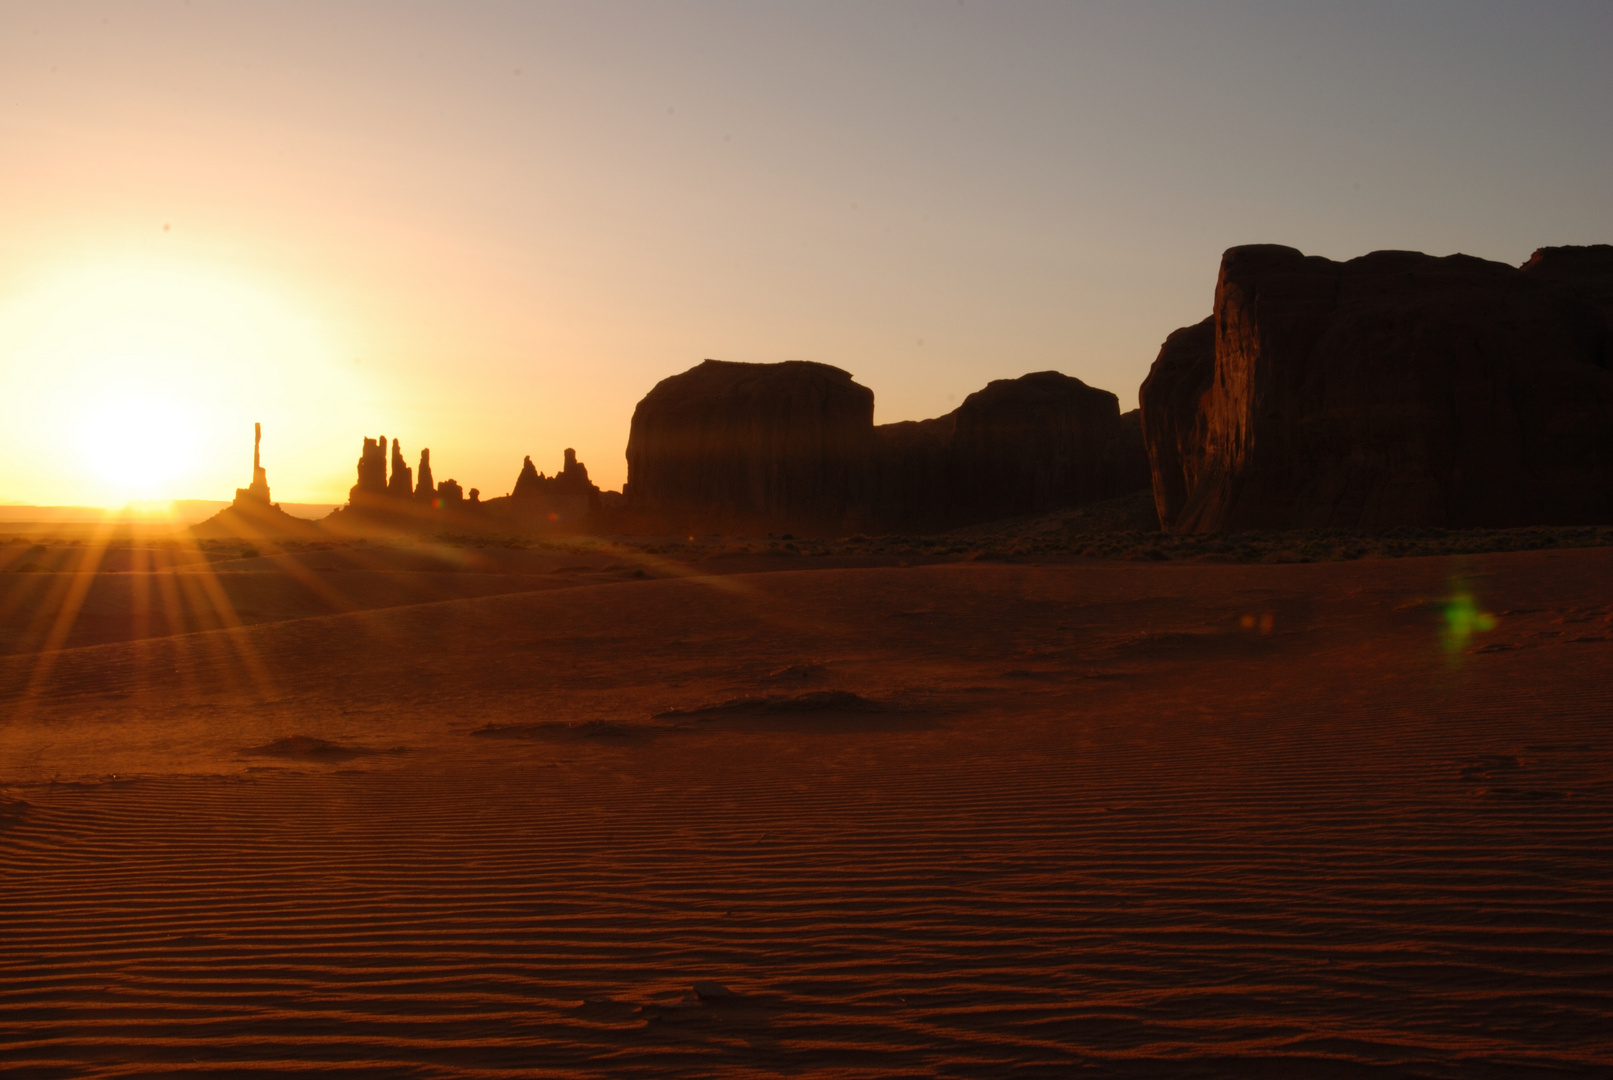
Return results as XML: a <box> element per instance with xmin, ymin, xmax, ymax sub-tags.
<box><xmin>2</xmin><ymin>550</ymin><xmax>1610</xmax><ymax>1075</ymax></box>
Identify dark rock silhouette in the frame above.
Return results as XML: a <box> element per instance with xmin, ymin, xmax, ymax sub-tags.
<box><xmin>352</xmin><ymin>436</ymin><xmax>388</xmax><ymax>501</ymax></box>
<box><xmin>507</xmin><ymin>448</ymin><xmax>601</xmax><ymax>519</ymax></box>
<box><xmin>949</xmin><ymin>371</ymin><xmax>1141</xmax><ymax>523</ymax></box>
<box><xmin>512</xmin><ymin>455</ymin><xmax>543</xmax><ymax>500</ymax></box>
<box><xmin>626</xmin><ymin>359</ymin><xmax>876</xmax><ymax>530</ymax></box>
<box><xmin>868</xmin><ymin>414</ymin><xmax>955</xmax><ymax>531</ymax></box>
<box><xmin>233</xmin><ymin>422</ymin><xmax>272</xmax><ymax>506</ymax></box>
<box><xmin>1140</xmin><ymin>244</ymin><xmax>1613</xmax><ymax>531</ymax></box>
<box><xmin>328</xmin><ymin>429</ymin><xmax>604</xmax><ymax>533</ymax></box>
<box><xmin>414</xmin><ymin>449</ymin><xmax>435</xmax><ymax>502</ymax></box>
<box><xmin>626</xmin><ymin>359</ymin><xmax>1148</xmax><ymax>531</ymax></box>
<box><xmin>193</xmin><ymin>424</ymin><xmax>319</xmax><ymax>538</ymax></box>
<box><xmin>1113</xmin><ymin>409</ymin><xmax>1153</xmax><ymax>503</ymax></box>
<box><xmin>332</xmin><ymin>434</ymin><xmax>462</xmax><ymax>529</ymax></box>
<box><xmin>387</xmin><ymin>439</ymin><xmax>413</xmax><ymax>498</ymax></box>
<box><xmin>1521</xmin><ymin>244</ymin><xmax>1613</xmax><ymax>334</ymax></box>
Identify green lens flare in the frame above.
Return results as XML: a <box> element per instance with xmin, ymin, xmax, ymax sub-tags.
<box><xmin>1442</xmin><ymin>591</ymin><xmax>1497</xmax><ymax>653</ymax></box>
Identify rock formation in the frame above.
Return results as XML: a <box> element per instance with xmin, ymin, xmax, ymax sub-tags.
<box><xmin>511</xmin><ymin>455</ymin><xmax>543</xmax><ymax>500</ymax></box>
<box><xmin>509</xmin><ymin>448</ymin><xmax>601</xmax><ymax>518</ymax></box>
<box><xmin>352</xmin><ymin>436</ymin><xmax>388</xmax><ymax>502</ymax></box>
<box><xmin>868</xmin><ymin>415</ymin><xmax>955</xmax><ymax>531</ymax></box>
<box><xmin>339</xmin><ymin>435</ymin><xmax>466</xmax><ymax>522</ymax></box>
<box><xmin>626</xmin><ymin>360</ymin><xmax>878</xmax><ymax>529</ymax></box>
<box><xmin>193</xmin><ymin>423</ymin><xmax>320</xmax><ymax>538</ymax></box>
<box><xmin>233</xmin><ymin>422</ymin><xmax>272</xmax><ymax>506</ymax></box>
<box><xmin>949</xmin><ymin>371</ymin><xmax>1141</xmax><ymax>523</ymax></box>
<box><xmin>1113</xmin><ymin>409</ymin><xmax>1153</xmax><ymax>501</ymax></box>
<box><xmin>414</xmin><ymin>449</ymin><xmax>435</xmax><ymax>502</ymax></box>
<box><xmin>626</xmin><ymin>359</ymin><xmax>1150</xmax><ymax>531</ymax></box>
<box><xmin>1140</xmin><ymin>244</ymin><xmax>1613</xmax><ymax>531</ymax></box>
<box><xmin>1521</xmin><ymin>244</ymin><xmax>1613</xmax><ymax>334</ymax></box>
<box><xmin>387</xmin><ymin>439</ymin><xmax>413</xmax><ymax>498</ymax></box>
<box><xmin>1138</xmin><ymin>317</ymin><xmax>1216</xmax><ymax>530</ymax></box>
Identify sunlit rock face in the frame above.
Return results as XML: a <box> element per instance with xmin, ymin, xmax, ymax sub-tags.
<box><xmin>1141</xmin><ymin>244</ymin><xmax>1613</xmax><ymax>532</ymax></box>
<box><xmin>626</xmin><ymin>359</ymin><xmax>877</xmax><ymax>530</ymax></box>
<box><xmin>1138</xmin><ymin>317</ymin><xmax>1216</xmax><ymax>530</ymax></box>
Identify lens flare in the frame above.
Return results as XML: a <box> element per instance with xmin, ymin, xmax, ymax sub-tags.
<box><xmin>1442</xmin><ymin>589</ymin><xmax>1497</xmax><ymax>654</ymax></box>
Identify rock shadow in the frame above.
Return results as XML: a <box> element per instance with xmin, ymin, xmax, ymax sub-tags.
<box><xmin>240</xmin><ymin>736</ymin><xmax>402</xmax><ymax>762</ymax></box>
<box><xmin>471</xmin><ymin>720</ymin><xmax>661</xmax><ymax>742</ymax></box>
<box><xmin>656</xmin><ymin>690</ymin><xmax>935</xmax><ymax>732</ymax></box>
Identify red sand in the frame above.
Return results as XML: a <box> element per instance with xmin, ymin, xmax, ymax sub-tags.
<box><xmin>1</xmin><ymin>548</ymin><xmax>1610</xmax><ymax>1076</ymax></box>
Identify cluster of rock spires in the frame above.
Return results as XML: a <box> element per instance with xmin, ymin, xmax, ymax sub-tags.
<box><xmin>625</xmin><ymin>360</ymin><xmax>1149</xmax><ymax>532</ymax></box>
<box><xmin>337</xmin><ymin>433</ymin><xmax>601</xmax><ymax>528</ymax></box>
<box><xmin>1139</xmin><ymin>243</ymin><xmax>1613</xmax><ymax>531</ymax></box>
<box><xmin>512</xmin><ymin>448</ymin><xmax>602</xmax><ymax>518</ymax></box>
<box><xmin>350</xmin><ymin>436</ymin><xmax>475</xmax><ymax>510</ymax></box>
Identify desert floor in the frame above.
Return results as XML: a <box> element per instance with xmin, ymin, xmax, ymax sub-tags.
<box><xmin>1</xmin><ymin>539</ymin><xmax>1610</xmax><ymax>1077</ymax></box>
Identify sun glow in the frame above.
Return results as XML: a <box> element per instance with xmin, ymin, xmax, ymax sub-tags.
<box><xmin>75</xmin><ymin>388</ymin><xmax>205</xmax><ymax>501</ymax></box>
<box><xmin>1</xmin><ymin>256</ymin><xmax>369</xmax><ymax>506</ymax></box>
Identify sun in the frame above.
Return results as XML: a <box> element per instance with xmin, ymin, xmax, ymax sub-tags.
<box><xmin>74</xmin><ymin>387</ymin><xmax>205</xmax><ymax>502</ymax></box>
<box><xmin>1</xmin><ymin>256</ymin><xmax>366</xmax><ymax>507</ymax></box>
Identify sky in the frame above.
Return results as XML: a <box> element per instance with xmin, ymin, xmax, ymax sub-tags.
<box><xmin>1</xmin><ymin>1</ymin><xmax>1609</xmax><ymax>505</ymax></box>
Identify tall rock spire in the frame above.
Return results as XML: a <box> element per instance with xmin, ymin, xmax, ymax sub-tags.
<box><xmin>351</xmin><ymin>435</ymin><xmax>388</xmax><ymax>503</ymax></box>
<box><xmin>415</xmin><ymin>448</ymin><xmax>436</xmax><ymax>501</ymax></box>
<box><xmin>511</xmin><ymin>455</ymin><xmax>543</xmax><ymax>500</ymax></box>
<box><xmin>234</xmin><ymin>422</ymin><xmax>272</xmax><ymax>506</ymax></box>
<box><xmin>387</xmin><ymin>438</ymin><xmax>414</xmax><ymax>498</ymax></box>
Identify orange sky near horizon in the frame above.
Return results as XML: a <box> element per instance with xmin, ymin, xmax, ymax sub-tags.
<box><xmin>1</xmin><ymin>2</ymin><xmax>1609</xmax><ymax>507</ymax></box>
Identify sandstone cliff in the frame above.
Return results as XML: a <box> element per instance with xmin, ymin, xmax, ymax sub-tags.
<box><xmin>948</xmin><ymin>371</ymin><xmax>1136</xmax><ymax>524</ymax></box>
<box><xmin>1140</xmin><ymin>244</ymin><xmax>1613</xmax><ymax>531</ymax></box>
<box><xmin>626</xmin><ymin>359</ymin><xmax>1148</xmax><ymax>532</ymax></box>
<box><xmin>869</xmin><ymin>414</ymin><xmax>955</xmax><ymax>531</ymax></box>
<box><xmin>1138</xmin><ymin>317</ymin><xmax>1215</xmax><ymax>530</ymax></box>
<box><xmin>626</xmin><ymin>359</ymin><xmax>876</xmax><ymax>529</ymax></box>
<box><xmin>1522</xmin><ymin>244</ymin><xmax>1613</xmax><ymax>334</ymax></box>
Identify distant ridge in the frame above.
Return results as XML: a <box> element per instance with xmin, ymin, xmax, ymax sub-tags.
<box><xmin>0</xmin><ymin>501</ymin><xmax>339</xmax><ymax>525</ymax></box>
